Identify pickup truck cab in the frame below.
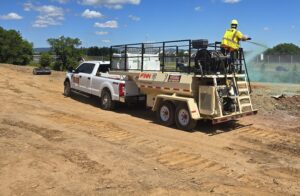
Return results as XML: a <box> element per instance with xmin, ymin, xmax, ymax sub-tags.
<box><xmin>64</xmin><ymin>61</ymin><xmax>143</xmax><ymax>110</ymax></box>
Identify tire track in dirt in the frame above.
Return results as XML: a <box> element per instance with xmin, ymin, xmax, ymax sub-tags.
<box><xmin>151</xmin><ymin>149</ymin><xmax>226</xmax><ymax>172</ymax></box>
<box><xmin>45</xmin><ymin>112</ymin><xmax>136</xmax><ymax>142</ymax></box>
<box><xmin>21</xmin><ymin>142</ymin><xmax>112</xmax><ymax>177</ymax></box>
<box><xmin>60</xmin><ymin>149</ymin><xmax>111</xmax><ymax>175</ymax></box>
<box><xmin>0</xmin><ymin>127</ymin><xmax>18</xmax><ymax>139</ymax></box>
<box><xmin>235</xmin><ymin>131</ymin><xmax>300</xmax><ymax>158</ymax></box>
<box><xmin>2</xmin><ymin>119</ymin><xmax>65</xmax><ymax>142</ymax></box>
<box><xmin>234</xmin><ymin>127</ymin><xmax>299</xmax><ymax>145</ymax></box>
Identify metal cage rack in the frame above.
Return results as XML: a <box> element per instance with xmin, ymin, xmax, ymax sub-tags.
<box><xmin>109</xmin><ymin>39</ymin><xmax>248</xmax><ymax>76</ymax></box>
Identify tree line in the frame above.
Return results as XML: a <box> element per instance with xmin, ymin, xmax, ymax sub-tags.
<box><xmin>264</xmin><ymin>43</ymin><xmax>300</xmax><ymax>55</ymax></box>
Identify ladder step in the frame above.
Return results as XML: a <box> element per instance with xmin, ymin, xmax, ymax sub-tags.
<box><xmin>234</xmin><ymin>74</ymin><xmax>246</xmax><ymax>77</ymax></box>
<box><xmin>237</xmin><ymin>81</ymin><xmax>247</xmax><ymax>84</ymax></box>
<box><xmin>240</xmin><ymin>103</ymin><xmax>252</xmax><ymax>108</ymax></box>
<box><xmin>238</xmin><ymin>88</ymin><xmax>248</xmax><ymax>92</ymax></box>
<box><xmin>238</xmin><ymin>95</ymin><xmax>250</xmax><ymax>100</ymax></box>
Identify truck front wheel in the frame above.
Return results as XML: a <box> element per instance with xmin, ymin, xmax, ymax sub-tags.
<box><xmin>100</xmin><ymin>89</ymin><xmax>115</xmax><ymax>110</ymax></box>
<box><xmin>156</xmin><ymin>101</ymin><xmax>175</xmax><ymax>126</ymax></box>
<box><xmin>175</xmin><ymin>103</ymin><xmax>197</xmax><ymax>131</ymax></box>
<box><xmin>64</xmin><ymin>80</ymin><xmax>72</xmax><ymax>97</ymax></box>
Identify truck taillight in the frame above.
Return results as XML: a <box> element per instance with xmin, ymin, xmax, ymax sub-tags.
<box><xmin>119</xmin><ymin>83</ymin><xmax>125</xmax><ymax>97</ymax></box>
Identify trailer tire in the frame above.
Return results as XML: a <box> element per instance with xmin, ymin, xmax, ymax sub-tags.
<box><xmin>156</xmin><ymin>101</ymin><xmax>175</xmax><ymax>126</ymax></box>
<box><xmin>100</xmin><ymin>89</ymin><xmax>115</xmax><ymax>111</ymax></box>
<box><xmin>64</xmin><ymin>80</ymin><xmax>72</xmax><ymax>97</ymax></box>
<box><xmin>175</xmin><ymin>103</ymin><xmax>197</xmax><ymax>131</ymax></box>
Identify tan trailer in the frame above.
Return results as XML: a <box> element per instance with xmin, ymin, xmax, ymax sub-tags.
<box><xmin>110</xmin><ymin>39</ymin><xmax>257</xmax><ymax>130</ymax></box>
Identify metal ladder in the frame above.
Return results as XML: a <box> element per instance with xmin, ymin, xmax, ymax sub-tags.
<box><xmin>234</xmin><ymin>74</ymin><xmax>253</xmax><ymax>112</ymax></box>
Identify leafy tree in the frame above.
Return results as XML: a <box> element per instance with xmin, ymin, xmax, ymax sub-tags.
<box><xmin>265</xmin><ymin>43</ymin><xmax>300</xmax><ymax>55</ymax></box>
<box><xmin>39</xmin><ymin>52</ymin><xmax>52</xmax><ymax>67</ymax></box>
<box><xmin>87</xmin><ymin>46</ymin><xmax>111</xmax><ymax>57</ymax></box>
<box><xmin>0</xmin><ymin>26</ymin><xmax>33</xmax><ymax>65</ymax></box>
<box><xmin>47</xmin><ymin>36</ymin><xmax>82</xmax><ymax>70</ymax></box>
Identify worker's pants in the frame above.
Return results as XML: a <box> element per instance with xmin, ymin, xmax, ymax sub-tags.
<box><xmin>221</xmin><ymin>48</ymin><xmax>239</xmax><ymax>73</ymax></box>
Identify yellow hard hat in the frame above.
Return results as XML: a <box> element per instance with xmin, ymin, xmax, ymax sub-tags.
<box><xmin>231</xmin><ymin>19</ymin><xmax>238</xmax><ymax>25</ymax></box>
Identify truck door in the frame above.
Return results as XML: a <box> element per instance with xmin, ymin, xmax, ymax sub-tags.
<box><xmin>74</xmin><ymin>63</ymin><xmax>95</xmax><ymax>93</ymax></box>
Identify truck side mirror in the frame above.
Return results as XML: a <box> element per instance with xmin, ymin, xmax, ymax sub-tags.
<box><xmin>67</xmin><ymin>67</ymin><xmax>74</xmax><ymax>73</ymax></box>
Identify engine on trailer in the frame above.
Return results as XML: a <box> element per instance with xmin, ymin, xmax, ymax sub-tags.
<box><xmin>192</xmin><ymin>40</ymin><xmax>230</xmax><ymax>75</ymax></box>
<box><xmin>217</xmin><ymin>80</ymin><xmax>237</xmax><ymax>114</ymax></box>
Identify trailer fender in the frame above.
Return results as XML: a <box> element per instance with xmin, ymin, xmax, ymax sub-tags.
<box><xmin>153</xmin><ymin>94</ymin><xmax>201</xmax><ymax>120</ymax></box>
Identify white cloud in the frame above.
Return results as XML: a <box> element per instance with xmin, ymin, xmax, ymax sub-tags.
<box><xmin>95</xmin><ymin>31</ymin><xmax>108</xmax><ymax>35</ymax></box>
<box><xmin>23</xmin><ymin>2</ymin><xmax>65</xmax><ymax>28</ymax></box>
<box><xmin>82</xmin><ymin>9</ymin><xmax>103</xmax><ymax>18</ymax></box>
<box><xmin>106</xmin><ymin>4</ymin><xmax>123</xmax><ymax>9</ymax></box>
<box><xmin>101</xmin><ymin>39</ymin><xmax>111</xmax><ymax>43</ymax></box>
<box><xmin>33</xmin><ymin>16</ymin><xmax>61</xmax><ymax>28</ymax></box>
<box><xmin>94</xmin><ymin>20</ymin><xmax>118</xmax><ymax>28</ymax></box>
<box><xmin>52</xmin><ymin>0</ymin><xmax>69</xmax><ymax>3</ymax></box>
<box><xmin>223</xmin><ymin>0</ymin><xmax>241</xmax><ymax>4</ymax></box>
<box><xmin>0</xmin><ymin>12</ymin><xmax>23</xmax><ymax>20</ymax></box>
<box><xmin>263</xmin><ymin>27</ymin><xmax>270</xmax><ymax>31</ymax></box>
<box><xmin>79</xmin><ymin>0</ymin><xmax>141</xmax><ymax>9</ymax></box>
<box><xmin>128</xmin><ymin>15</ymin><xmax>140</xmax><ymax>21</ymax></box>
<box><xmin>194</xmin><ymin>6</ymin><xmax>202</xmax><ymax>11</ymax></box>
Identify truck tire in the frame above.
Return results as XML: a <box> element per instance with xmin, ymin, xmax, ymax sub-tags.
<box><xmin>156</xmin><ymin>101</ymin><xmax>175</xmax><ymax>126</ymax></box>
<box><xmin>100</xmin><ymin>89</ymin><xmax>115</xmax><ymax>110</ymax></box>
<box><xmin>175</xmin><ymin>103</ymin><xmax>197</xmax><ymax>131</ymax></box>
<box><xmin>64</xmin><ymin>80</ymin><xmax>72</xmax><ymax>97</ymax></box>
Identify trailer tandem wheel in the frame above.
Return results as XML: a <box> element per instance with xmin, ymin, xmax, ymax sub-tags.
<box><xmin>175</xmin><ymin>103</ymin><xmax>197</xmax><ymax>131</ymax></box>
<box><xmin>156</xmin><ymin>101</ymin><xmax>175</xmax><ymax>126</ymax></box>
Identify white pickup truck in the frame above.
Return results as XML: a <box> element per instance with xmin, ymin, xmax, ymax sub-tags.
<box><xmin>64</xmin><ymin>61</ymin><xmax>144</xmax><ymax>110</ymax></box>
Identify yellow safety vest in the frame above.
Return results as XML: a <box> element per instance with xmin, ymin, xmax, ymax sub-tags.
<box><xmin>221</xmin><ymin>29</ymin><xmax>243</xmax><ymax>51</ymax></box>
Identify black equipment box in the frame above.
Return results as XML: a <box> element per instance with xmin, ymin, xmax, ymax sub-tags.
<box><xmin>192</xmin><ymin>39</ymin><xmax>208</xmax><ymax>49</ymax></box>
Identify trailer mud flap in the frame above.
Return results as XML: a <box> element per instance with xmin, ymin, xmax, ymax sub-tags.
<box><xmin>212</xmin><ymin>110</ymin><xmax>258</xmax><ymax>124</ymax></box>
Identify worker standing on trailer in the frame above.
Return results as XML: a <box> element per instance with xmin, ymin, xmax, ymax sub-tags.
<box><xmin>221</xmin><ymin>19</ymin><xmax>251</xmax><ymax>72</ymax></box>
<box><xmin>221</xmin><ymin>19</ymin><xmax>251</xmax><ymax>52</ymax></box>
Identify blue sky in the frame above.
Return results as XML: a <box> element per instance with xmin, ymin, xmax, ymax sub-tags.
<box><xmin>0</xmin><ymin>0</ymin><xmax>299</xmax><ymax>49</ymax></box>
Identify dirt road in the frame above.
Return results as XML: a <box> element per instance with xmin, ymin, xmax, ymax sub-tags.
<box><xmin>0</xmin><ymin>64</ymin><xmax>300</xmax><ymax>195</ymax></box>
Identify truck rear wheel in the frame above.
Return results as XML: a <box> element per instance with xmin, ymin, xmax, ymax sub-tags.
<box><xmin>175</xmin><ymin>103</ymin><xmax>197</xmax><ymax>131</ymax></box>
<box><xmin>156</xmin><ymin>101</ymin><xmax>175</xmax><ymax>126</ymax></box>
<box><xmin>64</xmin><ymin>80</ymin><xmax>72</xmax><ymax>97</ymax></box>
<box><xmin>101</xmin><ymin>89</ymin><xmax>115</xmax><ymax>110</ymax></box>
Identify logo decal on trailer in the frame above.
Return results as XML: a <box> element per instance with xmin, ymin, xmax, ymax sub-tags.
<box><xmin>139</xmin><ymin>73</ymin><xmax>152</xmax><ymax>79</ymax></box>
<box><xmin>168</xmin><ymin>75</ymin><xmax>181</xmax><ymax>83</ymax></box>
<box><xmin>152</xmin><ymin>73</ymin><xmax>157</xmax><ymax>80</ymax></box>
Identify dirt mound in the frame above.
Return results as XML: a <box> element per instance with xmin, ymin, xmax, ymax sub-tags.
<box><xmin>275</xmin><ymin>95</ymin><xmax>300</xmax><ymax>116</ymax></box>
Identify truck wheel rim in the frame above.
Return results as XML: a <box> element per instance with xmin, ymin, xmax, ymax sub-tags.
<box><xmin>178</xmin><ymin>109</ymin><xmax>189</xmax><ymax>126</ymax></box>
<box><xmin>102</xmin><ymin>94</ymin><xmax>109</xmax><ymax>106</ymax></box>
<box><xmin>160</xmin><ymin>105</ymin><xmax>170</xmax><ymax>122</ymax></box>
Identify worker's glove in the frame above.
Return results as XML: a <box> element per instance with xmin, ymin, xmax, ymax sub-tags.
<box><xmin>247</xmin><ymin>37</ymin><xmax>252</xmax><ymax>41</ymax></box>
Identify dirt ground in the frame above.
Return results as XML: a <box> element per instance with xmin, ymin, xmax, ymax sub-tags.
<box><xmin>0</xmin><ymin>64</ymin><xmax>300</xmax><ymax>196</ymax></box>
